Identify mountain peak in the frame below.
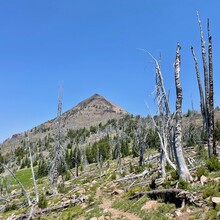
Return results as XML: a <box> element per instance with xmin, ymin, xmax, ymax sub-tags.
<box><xmin>74</xmin><ymin>94</ymin><xmax>127</xmax><ymax>114</ymax></box>
<box><xmin>91</xmin><ymin>93</ymin><xmax>102</xmax><ymax>98</ymax></box>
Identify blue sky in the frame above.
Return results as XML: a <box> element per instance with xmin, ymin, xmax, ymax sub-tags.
<box><xmin>1</xmin><ymin>1</ymin><xmax>220</xmax><ymax>143</ymax></box>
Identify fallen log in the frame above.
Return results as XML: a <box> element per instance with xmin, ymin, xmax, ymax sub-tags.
<box><xmin>129</xmin><ymin>189</ymin><xmax>204</xmax><ymax>207</ymax></box>
<box><xmin>114</xmin><ymin>168</ymin><xmax>159</xmax><ymax>183</ymax></box>
<box><xmin>144</xmin><ymin>153</ymin><xmax>160</xmax><ymax>163</ymax></box>
<box><xmin>7</xmin><ymin>196</ymin><xmax>88</xmax><ymax>220</ymax></box>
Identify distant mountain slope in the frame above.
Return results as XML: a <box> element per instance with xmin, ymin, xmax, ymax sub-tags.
<box><xmin>0</xmin><ymin>94</ymin><xmax>129</xmax><ymax>153</ymax></box>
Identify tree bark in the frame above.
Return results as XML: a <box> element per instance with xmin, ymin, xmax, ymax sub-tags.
<box><xmin>207</xmin><ymin>19</ymin><xmax>216</xmax><ymax>155</ymax></box>
<box><xmin>197</xmin><ymin>12</ymin><xmax>213</xmax><ymax>156</ymax></box>
<box><xmin>28</xmin><ymin>143</ymin><xmax>39</xmax><ymax>203</ymax></box>
<box><xmin>191</xmin><ymin>46</ymin><xmax>206</xmax><ymax>127</ymax></box>
<box><xmin>50</xmin><ymin>87</ymin><xmax>64</xmax><ymax>195</ymax></box>
<box><xmin>174</xmin><ymin>43</ymin><xmax>192</xmax><ymax>182</ymax></box>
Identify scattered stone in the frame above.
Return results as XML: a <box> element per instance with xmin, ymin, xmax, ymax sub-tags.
<box><xmin>11</xmin><ymin>190</ymin><xmax>17</xmax><ymax>195</ymax></box>
<box><xmin>61</xmin><ymin>197</ymin><xmax>69</xmax><ymax>203</ymax></box>
<box><xmin>90</xmin><ymin>217</ymin><xmax>98</xmax><ymax>220</ymax></box>
<box><xmin>175</xmin><ymin>209</ymin><xmax>182</xmax><ymax>217</ymax></box>
<box><xmin>111</xmin><ymin>189</ymin><xmax>124</xmax><ymax>196</ymax></box>
<box><xmin>212</xmin><ymin>197</ymin><xmax>220</xmax><ymax>207</ymax></box>
<box><xmin>213</xmin><ymin>177</ymin><xmax>220</xmax><ymax>182</ymax></box>
<box><xmin>78</xmin><ymin>189</ymin><xmax>86</xmax><ymax>194</ymax></box>
<box><xmin>92</xmin><ymin>180</ymin><xmax>98</xmax><ymax>184</ymax></box>
<box><xmin>141</xmin><ymin>200</ymin><xmax>159</xmax><ymax>211</ymax></box>
<box><xmin>193</xmin><ymin>176</ymin><xmax>198</xmax><ymax>182</ymax></box>
<box><xmin>200</xmin><ymin>175</ymin><xmax>208</xmax><ymax>185</ymax></box>
<box><xmin>63</xmin><ymin>200</ymin><xmax>71</xmax><ymax>206</ymax></box>
<box><xmin>103</xmin><ymin>208</ymin><xmax>109</xmax><ymax>213</ymax></box>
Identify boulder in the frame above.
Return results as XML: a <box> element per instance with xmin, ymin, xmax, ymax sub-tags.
<box><xmin>175</xmin><ymin>209</ymin><xmax>182</xmax><ymax>217</ymax></box>
<box><xmin>213</xmin><ymin>177</ymin><xmax>220</xmax><ymax>182</ymax></box>
<box><xmin>200</xmin><ymin>175</ymin><xmax>208</xmax><ymax>185</ymax></box>
<box><xmin>11</xmin><ymin>190</ymin><xmax>17</xmax><ymax>195</ymax></box>
<box><xmin>212</xmin><ymin>197</ymin><xmax>220</xmax><ymax>208</ymax></box>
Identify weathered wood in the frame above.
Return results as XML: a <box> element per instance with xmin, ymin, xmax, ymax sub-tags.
<box><xmin>191</xmin><ymin>46</ymin><xmax>206</xmax><ymax>141</ymax></box>
<box><xmin>129</xmin><ymin>189</ymin><xmax>204</xmax><ymax>207</ymax></box>
<box><xmin>8</xmin><ymin>196</ymin><xmax>88</xmax><ymax>220</ymax></box>
<box><xmin>27</xmin><ymin>136</ymin><xmax>39</xmax><ymax>203</ymax></box>
<box><xmin>114</xmin><ymin>168</ymin><xmax>159</xmax><ymax>183</ymax></box>
<box><xmin>207</xmin><ymin>19</ymin><xmax>216</xmax><ymax>156</ymax></box>
<box><xmin>173</xmin><ymin>43</ymin><xmax>192</xmax><ymax>182</ymax></box>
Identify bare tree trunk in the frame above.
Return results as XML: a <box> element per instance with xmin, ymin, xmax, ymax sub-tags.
<box><xmin>207</xmin><ymin>19</ymin><xmax>216</xmax><ymax>155</ymax></box>
<box><xmin>191</xmin><ymin>46</ymin><xmax>206</xmax><ymax>128</ymax></box>
<box><xmin>139</xmin><ymin>142</ymin><xmax>144</xmax><ymax>167</ymax></box>
<box><xmin>96</xmin><ymin>149</ymin><xmax>102</xmax><ymax>179</ymax></box>
<box><xmin>117</xmin><ymin>142</ymin><xmax>122</xmax><ymax>176</ymax></box>
<box><xmin>28</xmin><ymin>142</ymin><xmax>39</xmax><ymax>203</ymax></box>
<box><xmin>75</xmin><ymin>146</ymin><xmax>79</xmax><ymax>177</ymax></box>
<box><xmin>148</xmin><ymin>112</ymin><xmax>176</xmax><ymax>171</ymax></box>
<box><xmin>197</xmin><ymin>12</ymin><xmax>213</xmax><ymax>156</ymax></box>
<box><xmin>50</xmin><ymin>86</ymin><xmax>64</xmax><ymax>195</ymax></box>
<box><xmin>156</xmin><ymin>73</ymin><xmax>166</xmax><ymax>177</ymax></box>
<box><xmin>174</xmin><ymin>43</ymin><xmax>192</xmax><ymax>182</ymax></box>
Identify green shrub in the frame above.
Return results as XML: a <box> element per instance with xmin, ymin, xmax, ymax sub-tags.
<box><xmin>198</xmin><ymin>144</ymin><xmax>208</xmax><ymax>160</ymax></box>
<box><xmin>178</xmin><ymin>179</ymin><xmax>188</xmax><ymax>190</ymax></box>
<box><xmin>171</xmin><ymin>170</ymin><xmax>179</xmax><ymax>180</ymax></box>
<box><xmin>126</xmin><ymin>186</ymin><xmax>142</xmax><ymax>197</ymax></box>
<box><xmin>129</xmin><ymin>163</ymin><xmax>134</xmax><ymax>173</ymax></box>
<box><xmin>122</xmin><ymin>171</ymin><xmax>126</xmax><ymax>177</ymax></box>
<box><xmin>58</xmin><ymin>183</ymin><xmax>68</xmax><ymax>193</ymax></box>
<box><xmin>205</xmin><ymin>209</ymin><xmax>217</xmax><ymax>220</ymax></box>
<box><xmin>206</xmin><ymin>155</ymin><xmax>220</xmax><ymax>172</ymax></box>
<box><xmin>88</xmin><ymin>196</ymin><xmax>94</xmax><ymax>204</ymax></box>
<box><xmin>38</xmin><ymin>193</ymin><xmax>47</xmax><ymax>209</ymax></box>
<box><xmin>134</xmin><ymin>166</ymin><xmax>144</xmax><ymax>174</ymax></box>
<box><xmin>4</xmin><ymin>203</ymin><xmax>17</xmax><ymax>212</ymax></box>
<box><xmin>82</xmin><ymin>178</ymin><xmax>89</xmax><ymax>184</ymax></box>
<box><xmin>64</xmin><ymin>171</ymin><xmax>71</xmax><ymax>181</ymax></box>
<box><xmin>203</xmin><ymin>188</ymin><xmax>217</xmax><ymax>199</ymax></box>
<box><xmin>111</xmin><ymin>172</ymin><xmax>116</xmax><ymax>181</ymax></box>
<box><xmin>215</xmin><ymin>204</ymin><xmax>220</xmax><ymax>211</ymax></box>
<box><xmin>165</xmin><ymin>163</ymin><xmax>172</xmax><ymax>172</ymax></box>
<box><xmin>163</xmin><ymin>179</ymin><xmax>172</xmax><ymax>189</ymax></box>
<box><xmin>197</xmin><ymin>166</ymin><xmax>208</xmax><ymax>179</ymax></box>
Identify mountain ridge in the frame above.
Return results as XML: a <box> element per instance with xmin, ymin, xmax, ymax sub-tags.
<box><xmin>0</xmin><ymin>93</ymin><xmax>129</xmax><ymax>151</ymax></box>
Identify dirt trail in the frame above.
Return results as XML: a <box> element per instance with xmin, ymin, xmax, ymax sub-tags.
<box><xmin>96</xmin><ymin>187</ymin><xmax>141</xmax><ymax>220</ymax></box>
<box><xmin>99</xmin><ymin>198</ymin><xmax>142</xmax><ymax>220</ymax></box>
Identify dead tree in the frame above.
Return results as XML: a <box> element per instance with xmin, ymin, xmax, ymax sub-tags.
<box><xmin>96</xmin><ymin>149</ymin><xmax>103</xmax><ymax>179</ymax></box>
<box><xmin>146</xmin><ymin>52</ymin><xmax>176</xmax><ymax>177</ymax></box>
<box><xmin>50</xmin><ymin>87</ymin><xmax>65</xmax><ymax>194</ymax></box>
<box><xmin>191</xmin><ymin>13</ymin><xmax>216</xmax><ymax>156</ymax></box>
<box><xmin>156</xmin><ymin>72</ymin><xmax>167</xmax><ymax>177</ymax></box>
<box><xmin>173</xmin><ymin>43</ymin><xmax>192</xmax><ymax>182</ymax></box>
<box><xmin>27</xmin><ymin>139</ymin><xmax>39</xmax><ymax>203</ymax></box>
<box><xmin>136</xmin><ymin>120</ymin><xmax>147</xmax><ymax>167</ymax></box>
<box><xmin>111</xmin><ymin>123</ymin><xmax>123</xmax><ymax>176</ymax></box>
<box><xmin>207</xmin><ymin>19</ymin><xmax>216</xmax><ymax>155</ymax></box>
<box><xmin>74</xmin><ymin>143</ymin><xmax>79</xmax><ymax>177</ymax></box>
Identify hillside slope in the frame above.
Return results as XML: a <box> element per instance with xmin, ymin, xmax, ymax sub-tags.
<box><xmin>0</xmin><ymin>94</ymin><xmax>128</xmax><ymax>154</ymax></box>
